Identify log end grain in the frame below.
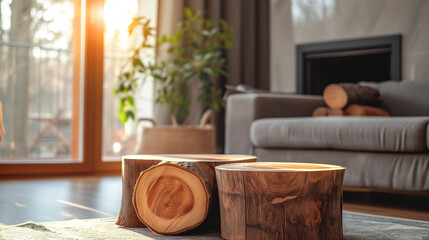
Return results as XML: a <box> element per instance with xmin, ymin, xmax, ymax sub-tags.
<box><xmin>324</xmin><ymin>83</ymin><xmax>381</xmax><ymax>110</ymax></box>
<box><xmin>133</xmin><ymin>163</ymin><xmax>209</xmax><ymax>235</ymax></box>
<box><xmin>323</xmin><ymin>84</ymin><xmax>348</xmax><ymax>109</ymax></box>
<box><xmin>123</xmin><ymin>155</ymin><xmax>257</xmax><ymax>234</ymax></box>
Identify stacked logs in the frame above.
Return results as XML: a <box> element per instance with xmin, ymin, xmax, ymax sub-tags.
<box><xmin>312</xmin><ymin>83</ymin><xmax>389</xmax><ymax>117</ymax></box>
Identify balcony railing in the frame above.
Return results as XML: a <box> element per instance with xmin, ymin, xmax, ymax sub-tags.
<box><xmin>0</xmin><ymin>41</ymin><xmax>145</xmax><ymax>160</ymax></box>
<box><xmin>0</xmin><ymin>41</ymin><xmax>74</xmax><ymax>160</ymax></box>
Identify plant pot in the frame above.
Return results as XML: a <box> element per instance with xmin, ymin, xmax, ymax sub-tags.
<box><xmin>134</xmin><ymin>110</ymin><xmax>216</xmax><ymax>154</ymax></box>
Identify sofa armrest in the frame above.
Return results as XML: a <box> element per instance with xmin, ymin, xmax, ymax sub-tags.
<box><xmin>225</xmin><ymin>93</ymin><xmax>324</xmax><ymax>154</ymax></box>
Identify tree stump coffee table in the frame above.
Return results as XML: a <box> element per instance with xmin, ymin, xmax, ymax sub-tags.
<box><xmin>117</xmin><ymin>154</ymin><xmax>257</xmax><ymax>232</ymax></box>
<box><xmin>216</xmin><ymin>162</ymin><xmax>345</xmax><ymax>240</ymax></box>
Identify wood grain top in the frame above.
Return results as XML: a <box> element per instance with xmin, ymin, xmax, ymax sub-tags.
<box><xmin>215</xmin><ymin>162</ymin><xmax>345</xmax><ymax>172</ymax></box>
<box><xmin>122</xmin><ymin>154</ymin><xmax>257</xmax><ymax>163</ymax></box>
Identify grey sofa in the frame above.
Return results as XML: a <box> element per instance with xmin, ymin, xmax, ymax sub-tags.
<box><xmin>225</xmin><ymin>80</ymin><xmax>429</xmax><ymax>191</ymax></box>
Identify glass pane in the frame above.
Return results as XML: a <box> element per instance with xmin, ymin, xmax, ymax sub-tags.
<box><xmin>0</xmin><ymin>0</ymin><xmax>82</xmax><ymax>162</ymax></box>
<box><xmin>102</xmin><ymin>0</ymin><xmax>157</xmax><ymax>160</ymax></box>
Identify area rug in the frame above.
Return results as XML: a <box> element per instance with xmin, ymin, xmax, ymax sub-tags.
<box><xmin>343</xmin><ymin>212</ymin><xmax>429</xmax><ymax>240</ymax></box>
<box><xmin>0</xmin><ymin>211</ymin><xmax>428</xmax><ymax>240</ymax></box>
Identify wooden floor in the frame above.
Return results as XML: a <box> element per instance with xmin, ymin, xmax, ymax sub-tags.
<box><xmin>343</xmin><ymin>190</ymin><xmax>429</xmax><ymax>221</ymax></box>
<box><xmin>0</xmin><ymin>176</ymin><xmax>122</xmax><ymax>225</ymax></box>
<box><xmin>0</xmin><ymin>176</ymin><xmax>428</xmax><ymax>225</ymax></box>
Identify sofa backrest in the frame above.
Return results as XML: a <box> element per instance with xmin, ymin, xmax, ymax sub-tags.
<box><xmin>378</xmin><ymin>80</ymin><xmax>429</xmax><ymax>116</ymax></box>
<box><xmin>361</xmin><ymin>80</ymin><xmax>429</xmax><ymax>116</ymax></box>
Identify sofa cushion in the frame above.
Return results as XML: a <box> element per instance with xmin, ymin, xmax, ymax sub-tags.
<box><xmin>254</xmin><ymin>148</ymin><xmax>429</xmax><ymax>191</ymax></box>
<box><xmin>360</xmin><ymin>80</ymin><xmax>429</xmax><ymax>116</ymax></box>
<box><xmin>251</xmin><ymin>117</ymin><xmax>429</xmax><ymax>152</ymax></box>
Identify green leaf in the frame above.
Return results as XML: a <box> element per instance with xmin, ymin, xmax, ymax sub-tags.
<box><xmin>127</xmin><ymin>96</ymin><xmax>134</xmax><ymax>106</ymax></box>
<box><xmin>183</xmin><ymin>99</ymin><xmax>191</xmax><ymax>107</ymax></box>
<box><xmin>117</xmin><ymin>105</ymin><xmax>123</xmax><ymax>115</ymax></box>
<box><xmin>126</xmin><ymin>110</ymin><xmax>135</xmax><ymax>121</ymax></box>
<box><xmin>132</xmin><ymin>58</ymin><xmax>143</xmax><ymax>68</ymax></box>
<box><xmin>175</xmin><ymin>30</ymin><xmax>182</xmax><ymax>40</ymax></box>
<box><xmin>184</xmin><ymin>8</ymin><xmax>193</xmax><ymax>18</ymax></box>
<box><xmin>116</xmin><ymin>8</ymin><xmax>234</xmax><ymax>126</ymax></box>
<box><xmin>119</xmin><ymin>98</ymin><xmax>125</xmax><ymax>108</ymax></box>
<box><xmin>120</xmin><ymin>112</ymin><xmax>127</xmax><ymax>124</ymax></box>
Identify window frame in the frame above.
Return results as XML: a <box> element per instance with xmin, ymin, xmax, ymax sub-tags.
<box><xmin>0</xmin><ymin>0</ymin><xmax>121</xmax><ymax>176</ymax></box>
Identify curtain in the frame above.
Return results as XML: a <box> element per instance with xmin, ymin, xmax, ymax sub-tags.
<box><xmin>156</xmin><ymin>0</ymin><xmax>270</xmax><ymax>152</ymax></box>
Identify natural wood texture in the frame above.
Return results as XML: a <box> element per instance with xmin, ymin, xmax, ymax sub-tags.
<box><xmin>343</xmin><ymin>203</ymin><xmax>429</xmax><ymax>222</ymax></box>
<box><xmin>71</xmin><ymin>0</ymin><xmax>81</xmax><ymax>159</ymax></box>
<box><xmin>328</xmin><ymin>108</ymin><xmax>345</xmax><ymax>116</ymax></box>
<box><xmin>345</xmin><ymin>104</ymin><xmax>389</xmax><ymax>116</ymax></box>
<box><xmin>116</xmin><ymin>155</ymin><xmax>257</xmax><ymax>228</ymax></box>
<box><xmin>133</xmin><ymin>162</ymin><xmax>214</xmax><ymax>234</ymax></box>
<box><xmin>0</xmin><ymin>176</ymin><xmax>122</xmax><ymax>225</ymax></box>
<box><xmin>1</xmin><ymin>176</ymin><xmax>428</xmax><ymax>226</ymax></box>
<box><xmin>312</xmin><ymin>106</ymin><xmax>330</xmax><ymax>117</ymax></box>
<box><xmin>323</xmin><ymin>83</ymin><xmax>381</xmax><ymax>109</ymax></box>
<box><xmin>116</xmin><ymin>158</ymin><xmax>160</xmax><ymax>227</ymax></box>
<box><xmin>216</xmin><ymin>162</ymin><xmax>346</xmax><ymax>240</ymax></box>
<box><xmin>313</xmin><ymin>107</ymin><xmax>344</xmax><ymax>117</ymax></box>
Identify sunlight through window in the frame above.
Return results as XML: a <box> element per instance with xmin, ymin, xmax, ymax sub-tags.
<box><xmin>102</xmin><ymin>0</ymin><xmax>157</xmax><ymax>160</ymax></box>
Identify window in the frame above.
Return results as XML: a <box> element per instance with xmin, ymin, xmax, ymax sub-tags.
<box><xmin>0</xmin><ymin>0</ymin><xmax>82</xmax><ymax>163</ymax></box>
<box><xmin>0</xmin><ymin>0</ymin><xmax>156</xmax><ymax>175</ymax></box>
<box><xmin>102</xmin><ymin>0</ymin><xmax>157</xmax><ymax>160</ymax></box>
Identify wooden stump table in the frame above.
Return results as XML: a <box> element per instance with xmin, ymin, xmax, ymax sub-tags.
<box><xmin>116</xmin><ymin>154</ymin><xmax>257</xmax><ymax>233</ymax></box>
<box><xmin>216</xmin><ymin>162</ymin><xmax>346</xmax><ymax>240</ymax></box>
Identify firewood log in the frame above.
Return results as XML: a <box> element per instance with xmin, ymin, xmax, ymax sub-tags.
<box><xmin>345</xmin><ymin>104</ymin><xmax>389</xmax><ymax>116</ymax></box>
<box><xmin>328</xmin><ymin>108</ymin><xmax>345</xmax><ymax>116</ymax></box>
<box><xmin>133</xmin><ymin>162</ymin><xmax>213</xmax><ymax>235</ymax></box>
<box><xmin>116</xmin><ymin>157</ymin><xmax>160</xmax><ymax>227</ymax></box>
<box><xmin>323</xmin><ymin>83</ymin><xmax>381</xmax><ymax>109</ymax></box>
<box><xmin>312</xmin><ymin>107</ymin><xmax>344</xmax><ymax>117</ymax></box>
<box><xmin>216</xmin><ymin>162</ymin><xmax>345</xmax><ymax>240</ymax></box>
<box><xmin>116</xmin><ymin>155</ymin><xmax>256</xmax><ymax>229</ymax></box>
<box><xmin>312</xmin><ymin>107</ymin><xmax>330</xmax><ymax>117</ymax></box>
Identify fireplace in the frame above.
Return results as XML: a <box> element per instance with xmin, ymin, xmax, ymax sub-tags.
<box><xmin>296</xmin><ymin>35</ymin><xmax>401</xmax><ymax>95</ymax></box>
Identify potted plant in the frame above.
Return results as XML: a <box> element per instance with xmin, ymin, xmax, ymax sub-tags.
<box><xmin>114</xmin><ymin>8</ymin><xmax>233</xmax><ymax>154</ymax></box>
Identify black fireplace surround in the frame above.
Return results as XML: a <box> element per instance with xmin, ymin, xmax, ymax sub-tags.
<box><xmin>296</xmin><ymin>35</ymin><xmax>401</xmax><ymax>95</ymax></box>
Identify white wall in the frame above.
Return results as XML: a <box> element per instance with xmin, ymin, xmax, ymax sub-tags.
<box><xmin>270</xmin><ymin>0</ymin><xmax>429</xmax><ymax>93</ymax></box>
